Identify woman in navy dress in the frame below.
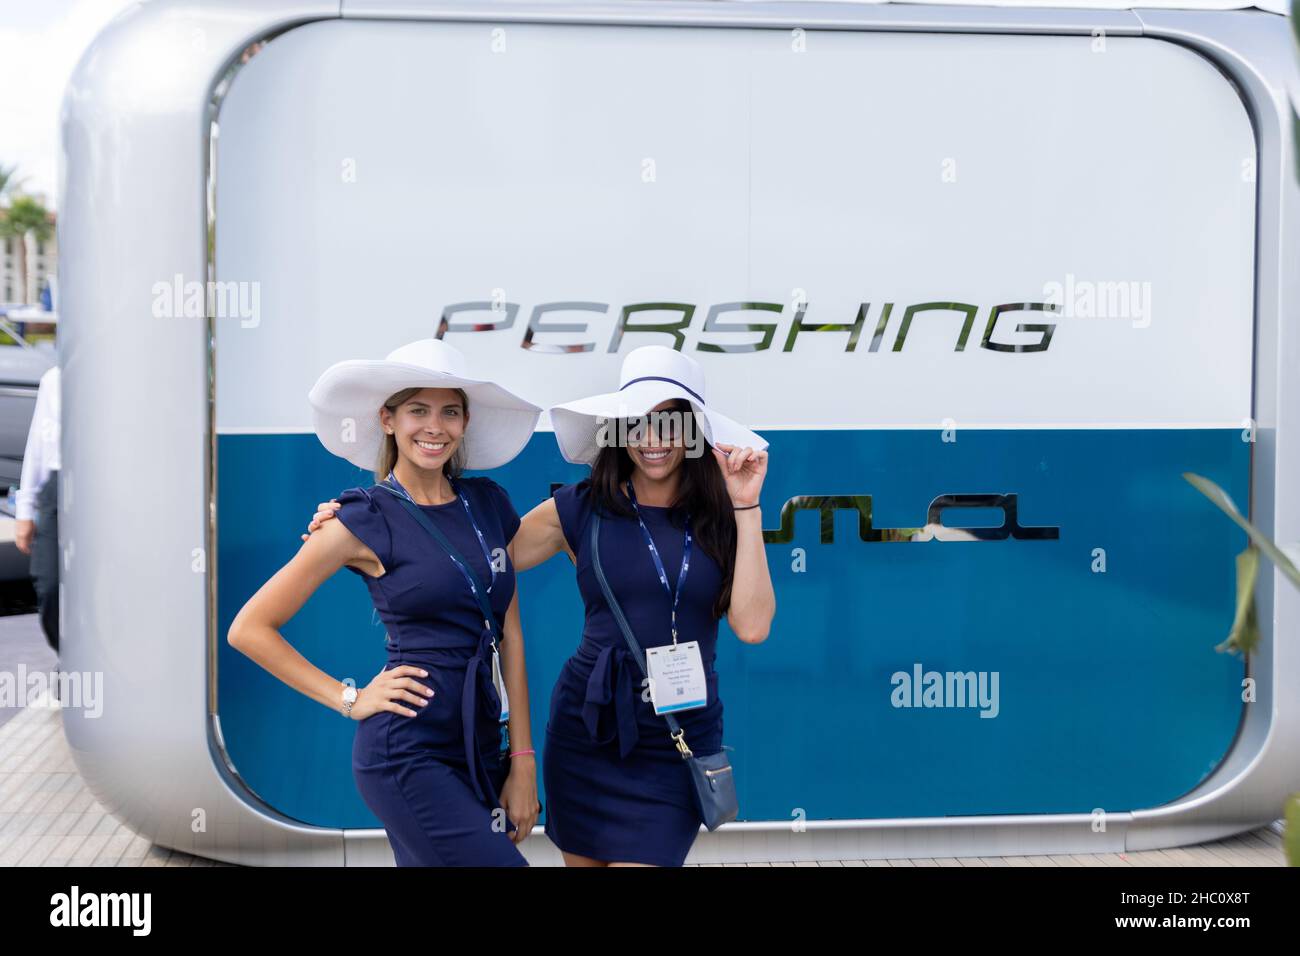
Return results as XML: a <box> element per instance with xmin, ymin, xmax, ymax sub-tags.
<box><xmin>525</xmin><ymin>346</ymin><xmax>777</xmax><ymax>866</ymax></box>
<box><xmin>229</xmin><ymin>339</ymin><xmax>543</xmax><ymax>866</ymax></box>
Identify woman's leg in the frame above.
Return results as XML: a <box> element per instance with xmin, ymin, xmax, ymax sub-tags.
<box><xmin>559</xmin><ymin>854</ymin><xmax>655</xmax><ymax>867</ymax></box>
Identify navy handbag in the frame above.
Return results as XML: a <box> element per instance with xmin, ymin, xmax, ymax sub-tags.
<box><xmin>589</xmin><ymin>509</ymin><xmax>739</xmax><ymax>831</ymax></box>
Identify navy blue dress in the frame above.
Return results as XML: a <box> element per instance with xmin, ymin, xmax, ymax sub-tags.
<box><xmin>544</xmin><ymin>478</ymin><xmax>725</xmax><ymax>866</ymax></box>
<box><xmin>334</xmin><ymin>475</ymin><xmax>528</xmax><ymax>867</ymax></box>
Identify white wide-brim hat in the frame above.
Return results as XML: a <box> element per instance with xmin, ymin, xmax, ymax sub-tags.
<box><xmin>549</xmin><ymin>345</ymin><xmax>767</xmax><ymax>465</ymax></box>
<box><xmin>308</xmin><ymin>338</ymin><xmax>541</xmax><ymax>471</ymax></box>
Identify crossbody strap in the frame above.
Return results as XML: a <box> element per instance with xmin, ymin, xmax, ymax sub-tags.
<box><xmin>590</xmin><ymin>509</ymin><xmax>693</xmax><ymax>758</ymax></box>
<box><xmin>373</xmin><ymin>484</ymin><xmax>502</xmax><ymax>648</ymax></box>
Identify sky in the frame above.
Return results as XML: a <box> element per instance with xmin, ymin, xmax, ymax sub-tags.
<box><xmin>0</xmin><ymin>0</ymin><xmax>136</xmax><ymax>210</ymax></box>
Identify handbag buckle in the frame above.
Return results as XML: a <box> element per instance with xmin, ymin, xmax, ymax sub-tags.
<box><xmin>671</xmin><ymin>728</ymin><xmax>693</xmax><ymax>758</ymax></box>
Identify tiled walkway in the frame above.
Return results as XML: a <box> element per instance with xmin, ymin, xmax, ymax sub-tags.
<box><xmin>0</xmin><ymin>695</ymin><xmax>1288</xmax><ymax>867</ymax></box>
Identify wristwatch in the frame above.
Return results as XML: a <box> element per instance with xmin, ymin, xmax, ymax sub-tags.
<box><xmin>341</xmin><ymin>683</ymin><xmax>358</xmax><ymax>719</ymax></box>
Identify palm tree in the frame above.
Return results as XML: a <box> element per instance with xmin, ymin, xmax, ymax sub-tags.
<box><xmin>0</xmin><ymin>194</ymin><xmax>52</xmax><ymax>305</ymax></box>
<box><xmin>0</xmin><ymin>162</ymin><xmax>21</xmax><ymax>302</ymax></box>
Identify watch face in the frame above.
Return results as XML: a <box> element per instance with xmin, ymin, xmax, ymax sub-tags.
<box><xmin>343</xmin><ymin>686</ymin><xmax>358</xmax><ymax>702</ymax></box>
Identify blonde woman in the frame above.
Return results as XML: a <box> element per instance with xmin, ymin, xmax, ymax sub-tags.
<box><xmin>230</xmin><ymin>339</ymin><xmax>542</xmax><ymax>866</ymax></box>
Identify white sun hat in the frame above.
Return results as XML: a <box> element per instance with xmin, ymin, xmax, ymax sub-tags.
<box><xmin>308</xmin><ymin>338</ymin><xmax>542</xmax><ymax>471</ymax></box>
<box><xmin>548</xmin><ymin>345</ymin><xmax>767</xmax><ymax>465</ymax></box>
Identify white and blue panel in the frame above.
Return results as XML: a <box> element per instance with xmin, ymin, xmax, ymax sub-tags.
<box><xmin>213</xmin><ymin>20</ymin><xmax>1254</xmax><ymax>827</ymax></box>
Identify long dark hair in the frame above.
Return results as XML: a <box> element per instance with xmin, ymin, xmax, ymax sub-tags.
<box><xmin>588</xmin><ymin>399</ymin><xmax>737</xmax><ymax>620</ymax></box>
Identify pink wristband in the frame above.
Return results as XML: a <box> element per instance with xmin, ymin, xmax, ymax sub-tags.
<box><xmin>509</xmin><ymin>749</ymin><xmax>535</xmax><ymax>758</ymax></box>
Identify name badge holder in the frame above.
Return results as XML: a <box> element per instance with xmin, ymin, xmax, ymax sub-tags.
<box><xmin>646</xmin><ymin>642</ymin><xmax>708</xmax><ymax>714</ymax></box>
<box><xmin>624</xmin><ymin>481</ymin><xmax>708</xmax><ymax>715</ymax></box>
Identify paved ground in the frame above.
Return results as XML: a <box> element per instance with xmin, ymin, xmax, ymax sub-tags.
<box><xmin>0</xmin><ymin>610</ymin><xmax>52</xmax><ymax>734</ymax></box>
<box><xmin>0</xmin><ymin>613</ymin><xmax>1289</xmax><ymax>866</ymax></box>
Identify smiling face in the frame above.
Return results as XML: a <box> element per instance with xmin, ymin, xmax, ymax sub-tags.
<box><xmin>380</xmin><ymin>387</ymin><xmax>467</xmax><ymax>472</ymax></box>
<box><xmin>625</xmin><ymin>398</ymin><xmax>688</xmax><ymax>479</ymax></box>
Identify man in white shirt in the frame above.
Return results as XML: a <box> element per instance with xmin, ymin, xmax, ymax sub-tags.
<box><xmin>15</xmin><ymin>364</ymin><xmax>60</xmax><ymax>653</ymax></box>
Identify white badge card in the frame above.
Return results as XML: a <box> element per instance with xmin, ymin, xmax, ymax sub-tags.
<box><xmin>645</xmin><ymin>641</ymin><xmax>708</xmax><ymax>715</ymax></box>
<box><xmin>492</xmin><ymin>648</ymin><xmax>510</xmax><ymax>723</ymax></box>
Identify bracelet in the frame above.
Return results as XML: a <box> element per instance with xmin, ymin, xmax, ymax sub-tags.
<box><xmin>733</xmin><ymin>503</ymin><xmax>760</xmax><ymax>511</ymax></box>
<box><xmin>509</xmin><ymin>749</ymin><xmax>535</xmax><ymax>758</ymax></box>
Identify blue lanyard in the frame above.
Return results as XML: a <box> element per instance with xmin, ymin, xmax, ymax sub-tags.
<box><xmin>385</xmin><ymin>471</ymin><xmax>498</xmax><ymax>594</ymax></box>
<box><xmin>624</xmin><ymin>480</ymin><xmax>691</xmax><ymax>646</ymax></box>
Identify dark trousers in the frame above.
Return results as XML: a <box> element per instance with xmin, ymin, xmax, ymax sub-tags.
<box><xmin>30</xmin><ymin>469</ymin><xmax>58</xmax><ymax>654</ymax></box>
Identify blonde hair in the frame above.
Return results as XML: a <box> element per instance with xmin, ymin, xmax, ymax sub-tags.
<box><xmin>374</xmin><ymin>386</ymin><xmax>470</xmax><ymax>484</ymax></box>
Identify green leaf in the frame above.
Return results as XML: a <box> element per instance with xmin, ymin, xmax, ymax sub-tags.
<box><xmin>1285</xmin><ymin>793</ymin><xmax>1300</xmax><ymax>866</ymax></box>
<box><xmin>1293</xmin><ymin>0</ymin><xmax>1300</xmax><ymax>183</ymax></box>
<box><xmin>1183</xmin><ymin>472</ymin><xmax>1300</xmax><ymax>590</ymax></box>
<box><xmin>1294</xmin><ymin>101</ymin><xmax>1300</xmax><ymax>186</ymax></box>
<box><xmin>1218</xmin><ymin>547</ymin><xmax>1260</xmax><ymax>655</ymax></box>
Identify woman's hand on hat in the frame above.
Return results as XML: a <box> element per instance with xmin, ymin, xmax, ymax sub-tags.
<box><xmin>300</xmin><ymin>499</ymin><xmax>342</xmax><ymax>542</ymax></box>
<box><xmin>712</xmin><ymin>442</ymin><xmax>767</xmax><ymax>508</ymax></box>
<box><xmin>351</xmin><ymin>665</ymin><xmax>435</xmax><ymax>721</ymax></box>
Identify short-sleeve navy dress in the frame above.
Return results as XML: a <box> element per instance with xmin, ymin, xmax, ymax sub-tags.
<box><xmin>333</xmin><ymin>475</ymin><xmax>528</xmax><ymax>867</ymax></box>
<box><xmin>543</xmin><ymin>477</ymin><xmax>726</xmax><ymax>866</ymax></box>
